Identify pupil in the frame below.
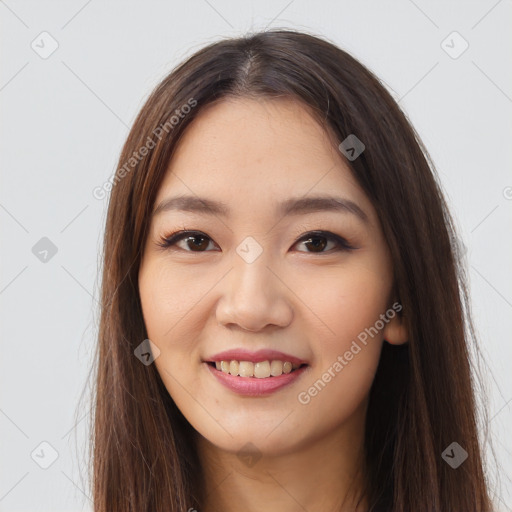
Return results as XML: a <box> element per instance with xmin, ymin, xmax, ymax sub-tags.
<box><xmin>308</xmin><ymin>236</ymin><xmax>325</xmax><ymax>251</ymax></box>
<box><xmin>189</xmin><ymin>236</ymin><xmax>207</xmax><ymax>250</ymax></box>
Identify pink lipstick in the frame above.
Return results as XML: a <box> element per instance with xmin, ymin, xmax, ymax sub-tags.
<box><xmin>203</xmin><ymin>348</ymin><xmax>309</xmax><ymax>396</ymax></box>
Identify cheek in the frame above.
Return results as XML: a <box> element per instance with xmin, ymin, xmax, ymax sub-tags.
<box><xmin>294</xmin><ymin>259</ymin><xmax>391</xmax><ymax>407</ymax></box>
<box><xmin>294</xmin><ymin>265</ymin><xmax>389</xmax><ymax>427</ymax></box>
<box><xmin>138</xmin><ymin>261</ymin><xmax>209</xmax><ymax>343</ymax></box>
<box><xmin>138</xmin><ymin>259</ymin><xmax>224</xmax><ymax>404</ymax></box>
<box><xmin>138</xmin><ymin>262</ymin><xmax>204</xmax><ymax>402</ymax></box>
<box><xmin>306</xmin><ymin>259</ymin><xmax>392</xmax><ymax>345</ymax></box>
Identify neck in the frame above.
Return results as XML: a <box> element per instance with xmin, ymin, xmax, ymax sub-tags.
<box><xmin>194</xmin><ymin>407</ymin><xmax>368</xmax><ymax>512</ymax></box>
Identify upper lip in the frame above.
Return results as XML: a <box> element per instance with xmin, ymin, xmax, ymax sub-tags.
<box><xmin>205</xmin><ymin>349</ymin><xmax>307</xmax><ymax>365</ymax></box>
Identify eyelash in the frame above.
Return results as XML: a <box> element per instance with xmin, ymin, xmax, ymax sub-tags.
<box><xmin>155</xmin><ymin>228</ymin><xmax>356</xmax><ymax>254</ymax></box>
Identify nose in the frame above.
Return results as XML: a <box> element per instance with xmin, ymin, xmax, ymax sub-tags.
<box><xmin>215</xmin><ymin>252</ymin><xmax>294</xmax><ymax>332</ymax></box>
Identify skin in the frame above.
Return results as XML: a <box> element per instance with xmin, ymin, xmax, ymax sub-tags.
<box><xmin>138</xmin><ymin>97</ymin><xmax>408</xmax><ymax>512</ymax></box>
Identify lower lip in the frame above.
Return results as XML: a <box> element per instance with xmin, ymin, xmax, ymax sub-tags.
<box><xmin>204</xmin><ymin>362</ymin><xmax>309</xmax><ymax>396</ymax></box>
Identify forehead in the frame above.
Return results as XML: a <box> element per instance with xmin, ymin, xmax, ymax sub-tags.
<box><xmin>154</xmin><ymin>97</ymin><xmax>373</xmax><ymax>222</ymax></box>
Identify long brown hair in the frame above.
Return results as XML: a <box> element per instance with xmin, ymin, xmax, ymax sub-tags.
<box><xmin>83</xmin><ymin>28</ymin><xmax>496</xmax><ymax>511</ymax></box>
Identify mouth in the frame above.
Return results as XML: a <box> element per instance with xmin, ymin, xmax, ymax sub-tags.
<box><xmin>205</xmin><ymin>360</ymin><xmax>309</xmax><ymax>378</ymax></box>
<box><xmin>204</xmin><ymin>360</ymin><xmax>310</xmax><ymax>396</ymax></box>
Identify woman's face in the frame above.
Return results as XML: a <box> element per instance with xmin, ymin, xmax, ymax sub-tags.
<box><xmin>138</xmin><ymin>97</ymin><xmax>406</xmax><ymax>457</ymax></box>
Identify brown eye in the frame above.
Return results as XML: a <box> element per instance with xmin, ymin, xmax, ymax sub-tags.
<box><xmin>157</xmin><ymin>229</ymin><xmax>354</xmax><ymax>254</ymax></box>
<box><xmin>300</xmin><ymin>235</ymin><xmax>329</xmax><ymax>252</ymax></box>
<box><xmin>157</xmin><ymin>231</ymin><xmax>217</xmax><ymax>252</ymax></box>
<box><xmin>182</xmin><ymin>234</ymin><xmax>211</xmax><ymax>251</ymax></box>
<box><xmin>293</xmin><ymin>231</ymin><xmax>353</xmax><ymax>253</ymax></box>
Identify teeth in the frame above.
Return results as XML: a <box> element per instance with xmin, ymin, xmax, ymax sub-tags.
<box><xmin>254</xmin><ymin>361</ymin><xmax>270</xmax><ymax>378</ymax></box>
<box><xmin>270</xmin><ymin>360</ymin><xmax>283</xmax><ymax>376</ymax></box>
<box><xmin>213</xmin><ymin>360</ymin><xmax>302</xmax><ymax>377</ymax></box>
<box><xmin>229</xmin><ymin>360</ymin><xmax>239</xmax><ymax>375</ymax></box>
<box><xmin>239</xmin><ymin>361</ymin><xmax>254</xmax><ymax>377</ymax></box>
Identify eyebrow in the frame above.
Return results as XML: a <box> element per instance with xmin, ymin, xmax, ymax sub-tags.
<box><xmin>152</xmin><ymin>194</ymin><xmax>369</xmax><ymax>223</ymax></box>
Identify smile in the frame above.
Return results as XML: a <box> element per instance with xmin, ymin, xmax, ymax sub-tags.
<box><xmin>211</xmin><ymin>359</ymin><xmax>304</xmax><ymax>378</ymax></box>
<box><xmin>205</xmin><ymin>360</ymin><xmax>309</xmax><ymax>396</ymax></box>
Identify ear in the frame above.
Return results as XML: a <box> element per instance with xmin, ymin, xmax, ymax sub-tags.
<box><xmin>382</xmin><ymin>304</ymin><xmax>408</xmax><ymax>345</ymax></box>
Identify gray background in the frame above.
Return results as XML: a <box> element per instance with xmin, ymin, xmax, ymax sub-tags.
<box><xmin>1</xmin><ymin>0</ymin><xmax>511</xmax><ymax>510</ymax></box>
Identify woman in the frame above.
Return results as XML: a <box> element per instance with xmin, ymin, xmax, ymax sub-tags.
<box><xmin>89</xmin><ymin>29</ymin><xmax>495</xmax><ymax>511</ymax></box>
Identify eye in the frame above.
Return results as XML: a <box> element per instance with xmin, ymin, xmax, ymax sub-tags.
<box><xmin>156</xmin><ymin>230</ymin><xmax>218</xmax><ymax>252</ymax></box>
<box><xmin>156</xmin><ymin>229</ymin><xmax>354</xmax><ymax>254</ymax></box>
<box><xmin>292</xmin><ymin>231</ymin><xmax>354</xmax><ymax>253</ymax></box>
